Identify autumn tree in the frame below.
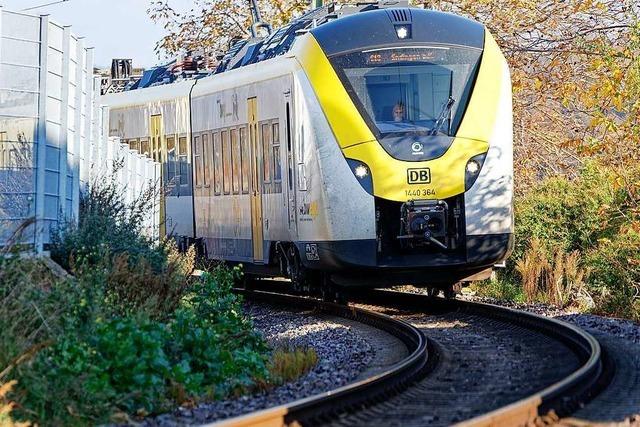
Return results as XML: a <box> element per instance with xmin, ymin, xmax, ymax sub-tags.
<box><xmin>426</xmin><ymin>1</ymin><xmax>639</xmax><ymax>192</ymax></box>
<box><xmin>148</xmin><ymin>0</ymin><xmax>309</xmax><ymax>58</ymax></box>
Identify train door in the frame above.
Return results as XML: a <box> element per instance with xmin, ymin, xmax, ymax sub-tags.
<box><xmin>284</xmin><ymin>94</ymin><xmax>297</xmax><ymax>232</ymax></box>
<box><xmin>150</xmin><ymin>114</ymin><xmax>166</xmax><ymax>237</ymax></box>
<box><xmin>248</xmin><ymin>97</ymin><xmax>264</xmax><ymax>262</ymax></box>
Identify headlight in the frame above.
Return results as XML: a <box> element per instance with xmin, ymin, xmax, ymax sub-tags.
<box><xmin>346</xmin><ymin>159</ymin><xmax>373</xmax><ymax>195</ymax></box>
<box><xmin>465</xmin><ymin>153</ymin><xmax>487</xmax><ymax>190</ymax></box>
<box><xmin>466</xmin><ymin>160</ymin><xmax>481</xmax><ymax>175</ymax></box>
<box><xmin>395</xmin><ymin>25</ymin><xmax>411</xmax><ymax>39</ymax></box>
<box><xmin>354</xmin><ymin>164</ymin><xmax>369</xmax><ymax>179</ymax></box>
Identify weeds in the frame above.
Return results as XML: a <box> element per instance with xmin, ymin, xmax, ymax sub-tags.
<box><xmin>268</xmin><ymin>346</ymin><xmax>318</xmax><ymax>386</ymax></box>
<box><xmin>1</xmin><ymin>175</ymin><xmax>270</xmax><ymax>425</ymax></box>
<box><xmin>477</xmin><ymin>162</ymin><xmax>639</xmax><ymax>319</ymax></box>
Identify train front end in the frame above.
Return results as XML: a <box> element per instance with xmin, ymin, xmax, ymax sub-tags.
<box><xmin>293</xmin><ymin>7</ymin><xmax>513</xmax><ymax>290</ymax></box>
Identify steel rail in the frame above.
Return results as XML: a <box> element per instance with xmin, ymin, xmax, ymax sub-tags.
<box><xmin>353</xmin><ymin>289</ymin><xmax>609</xmax><ymax>426</ymax></box>
<box><xmin>210</xmin><ymin>289</ymin><xmax>431</xmax><ymax>427</ymax></box>
<box><xmin>212</xmin><ymin>286</ymin><xmax>607</xmax><ymax>427</ymax></box>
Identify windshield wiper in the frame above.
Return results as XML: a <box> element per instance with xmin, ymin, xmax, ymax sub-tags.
<box><xmin>430</xmin><ymin>96</ymin><xmax>456</xmax><ymax>136</ymax></box>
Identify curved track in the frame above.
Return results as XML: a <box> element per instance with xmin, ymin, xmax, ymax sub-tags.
<box><xmin>213</xmin><ymin>286</ymin><xmax>607</xmax><ymax>427</ymax></box>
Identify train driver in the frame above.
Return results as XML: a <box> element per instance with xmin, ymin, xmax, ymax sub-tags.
<box><xmin>393</xmin><ymin>101</ymin><xmax>406</xmax><ymax>122</ymax></box>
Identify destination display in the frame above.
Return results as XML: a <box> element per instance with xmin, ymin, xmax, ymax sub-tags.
<box><xmin>365</xmin><ymin>49</ymin><xmax>446</xmax><ymax>65</ymax></box>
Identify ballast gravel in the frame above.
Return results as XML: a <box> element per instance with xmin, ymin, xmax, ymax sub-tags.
<box><xmin>460</xmin><ymin>293</ymin><xmax>640</xmax><ymax>423</ymax></box>
<box><xmin>144</xmin><ymin>302</ymin><xmax>374</xmax><ymax>426</ymax></box>
<box><xmin>397</xmin><ymin>286</ymin><xmax>640</xmax><ymax>423</ymax></box>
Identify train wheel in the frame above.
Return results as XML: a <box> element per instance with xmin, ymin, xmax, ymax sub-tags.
<box><xmin>444</xmin><ymin>283</ymin><xmax>461</xmax><ymax>300</ymax></box>
<box><xmin>426</xmin><ymin>287</ymin><xmax>440</xmax><ymax>297</ymax></box>
<box><xmin>320</xmin><ymin>276</ymin><xmax>348</xmax><ymax>304</ymax></box>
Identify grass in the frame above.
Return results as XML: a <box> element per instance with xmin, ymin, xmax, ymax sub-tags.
<box><xmin>1</xmin><ymin>175</ymin><xmax>273</xmax><ymax>425</ymax></box>
<box><xmin>268</xmin><ymin>346</ymin><xmax>318</xmax><ymax>386</ymax></box>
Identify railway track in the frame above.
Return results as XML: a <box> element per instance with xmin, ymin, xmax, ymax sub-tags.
<box><xmin>213</xmin><ymin>284</ymin><xmax>608</xmax><ymax>427</ymax></box>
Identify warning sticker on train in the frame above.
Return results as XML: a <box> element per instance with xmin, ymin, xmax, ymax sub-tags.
<box><xmin>305</xmin><ymin>244</ymin><xmax>320</xmax><ymax>261</ymax></box>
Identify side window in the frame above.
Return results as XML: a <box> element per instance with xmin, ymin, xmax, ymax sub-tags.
<box><xmin>239</xmin><ymin>127</ymin><xmax>250</xmax><ymax>194</ymax></box>
<box><xmin>286</xmin><ymin>103</ymin><xmax>294</xmax><ymax>191</ymax></box>
<box><xmin>222</xmin><ymin>130</ymin><xmax>231</xmax><ymax>194</ymax></box>
<box><xmin>213</xmin><ymin>132</ymin><xmax>222</xmax><ymax>195</ymax></box>
<box><xmin>272</xmin><ymin>122</ymin><xmax>281</xmax><ymax>182</ymax></box>
<box><xmin>194</xmin><ymin>135</ymin><xmax>202</xmax><ymax>187</ymax></box>
<box><xmin>178</xmin><ymin>136</ymin><xmax>188</xmax><ymax>186</ymax></box>
<box><xmin>129</xmin><ymin>138</ymin><xmax>139</xmax><ymax>152</ymax></box>
<box><xmin>261</xmin><ymin>123</ymin><xmax>271</xmax><ymax>183</ymax></box>
<box><xmin>166</xmin><ymin>135</ymin><xmax>176</xmax><ymax>185</ymax></box>
<box><xmin>140</xmin><ymin>138</ymin><xmax>150</xmax><ymax>157</ymax></box>
<box><xmin>231</xmin><ymin>128</ymin><xmax>240</xmax><ymax>194</ymax></box>
<box><xmin>297</xmin><ymin>125</ymin><xmax>307</xmax><ymax>191</ymax></box>
<box><xmin>202</xmin><ymin>133</ymin><xmax>210</xmax><ymax>187</ymax></box>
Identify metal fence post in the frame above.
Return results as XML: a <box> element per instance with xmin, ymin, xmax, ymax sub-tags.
<box><xmin>72</xmin><ymin>36</ymin><xmax>85</xmax><ymax>220</ymax></box>
<box><xmin>34</xmin><ymin>14</ymin><xmax>50</xmax><ymax>253</ymax></box>
<box><xmin>57</xmin><ymin>25</ymin><xmax>71</xmax><ymax>224</ymax></box>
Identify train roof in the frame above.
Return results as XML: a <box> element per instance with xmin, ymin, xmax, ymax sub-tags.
<box><xmin>120</xmin><ymin>1</ymin><xmax>485</xmax><ymax>93</ymax></box>
<box><xmin>125</xmin><ymin>1</ymin><xmax>413</xmax><ymax>91</ymax></box>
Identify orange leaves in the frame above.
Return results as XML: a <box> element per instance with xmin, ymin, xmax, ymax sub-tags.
<box><xmin>433</xmin><ymin>0</ymin><xmax>638</xmax><ymax>191</ymax></box>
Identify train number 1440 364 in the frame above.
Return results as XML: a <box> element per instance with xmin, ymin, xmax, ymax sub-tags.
<box><xmin>405</xmin><ymin>188</ymin><xmax>437</xmax><ymax>198</ymax></box>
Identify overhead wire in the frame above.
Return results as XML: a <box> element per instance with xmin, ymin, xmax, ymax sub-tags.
<box><xmin>22</xmin><ymin>0</ymin><xmax>69</xmax><ymax>12</ymax></box>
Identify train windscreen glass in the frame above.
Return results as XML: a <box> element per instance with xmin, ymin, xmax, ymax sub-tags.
<box><xmin>332</xmin><ymin>46</ymin><xmax>482</xmax><ymax>137</ymax></box>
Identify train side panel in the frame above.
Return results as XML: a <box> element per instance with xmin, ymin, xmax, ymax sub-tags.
<box><xmin>191</xmin><ymin>73</ymin><xmax>295</xmax><ymax>263</ymax></box>
<box><xmin>292</xmin><ymin>69</ymin><xmax>377</xmax><ymax>267</ymax></box>
<box><xmin>105</xmin><ymin>86</ymin><xmax>195</xmax><ymax>238</ymax></box>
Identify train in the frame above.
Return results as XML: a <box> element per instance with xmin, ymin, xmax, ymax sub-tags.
<box><xmin>101</xmin><ymin>1</ymin><xmax>514</xmax><ymax>299</ymax></box>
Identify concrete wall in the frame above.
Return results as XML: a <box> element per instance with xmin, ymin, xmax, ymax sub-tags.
<box><xmin>0</xmin><ymin>8</ymin><xmax>160</xmax><ymax>251</ymax></box>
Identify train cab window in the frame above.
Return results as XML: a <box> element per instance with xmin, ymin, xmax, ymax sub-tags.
<box><xmin>194</xmin><ymin>135</ymin><xmax>203</xmax><ymax>187</ymax></box>
<box><xmin>166</xmin><ymin>135</ymin><xmax>176</xmax><ymax>185</ymax></box>
<box><xmin>231</xmin><ymin>128</ymin><xmax>241</xmax><ymax>194</ymax></box>
<box><xmin>202</xmin><ymin>133</ymin><xmax>211</xmax><ymax>187</ymax></box>
<box><xmin>272</xmin><ymin>122</ymin><xmax>282</xmax><ymax>182</ymax></box>
<box><xmin>331</xmin><ymin>46</ymin><xmax>482</xmax><ymax>137</ymax></box>
<box><xmin>222</xmin><ymin>130</ymin><xmax>231</xmax><ymax>194</ymax></box>
<box><xmin>178</xmin><ymin>136</ymin><xmax>189</xmax><ymax>186</ymax></box>
<box><xmin>213</xmin><ymin>132</ymin><xmax>222</xmax><ymax>195</ymax></box>
<box><xmin>140</xmin><ymin>138</ymin><xmax>150</xmax><ymax>157</ymax></box>
<box><xmin>239</xmin><ymin>127</ymin><xmax>249</xmax><ymax>194</ymax></box>
<box><xmin>261</xmin><ymin>123</ymin><xmax>272</xmax><ymax>183</ymax></box>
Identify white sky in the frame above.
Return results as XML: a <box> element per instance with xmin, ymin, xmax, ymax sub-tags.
<box><xmin>0</xmin><ymin>0</ymin><xmax>193</xmax><ymax>68</ymax></box>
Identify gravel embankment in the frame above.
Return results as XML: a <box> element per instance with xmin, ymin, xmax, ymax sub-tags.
<box><xmin>144</xmin><ymin>302</ymin><xmax>375</xmax><ymax>426</ymax></box>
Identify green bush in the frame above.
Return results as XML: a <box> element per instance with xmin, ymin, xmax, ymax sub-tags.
<box><xmin>2</xmin><ymin>176</ymin><xmax>270</xmax><ymax>425</ymax></box>
<box><xmin>586</xmin><ymin>229</ymin><xmax>640</xmax><ymax>320</ymax></box>
<box><xmin>51</xmin><ymin>177</ymin><xmax>194</xmax><ymax>321</ymax></box>
<box><xmin>477</xmin><ymin>161</ymin><xmax>640</xmax><ymax>319</ymax></box>
<box><xmin>7</xmin><ymin>269</ymin><xmax>269</xmax><ymax>426</ymax></box>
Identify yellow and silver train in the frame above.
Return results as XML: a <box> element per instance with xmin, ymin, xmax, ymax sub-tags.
<box><xmin>103</xmin><ymin>3</ymin><xmax>513</xmax><ymax>298</ymax></box>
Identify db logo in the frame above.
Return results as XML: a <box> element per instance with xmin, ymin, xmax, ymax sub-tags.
<box><xmin>407</xmin><ymin>168</ymin><xmax>431</xmax><ymax>184</ymax></box>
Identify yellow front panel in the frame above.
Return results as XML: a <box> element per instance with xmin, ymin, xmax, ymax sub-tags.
<box><xmin>456</xmin><ymin>31</ymin><xmax>505</xmax><ymax>142</ymax></box>
<box><xmin>295</xmin><ymin>34</ymin><xmax>375</xmax><ymax>149</ymax></box>
<box><xmin>344</xmin><ymin>138</ymin><xmax>488</xmax><ymax>201</ymax></box>
<box><xmin>295</xmin><ymin>30</ymin><xmax>504</xmax><ymax>202</ymax></box>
